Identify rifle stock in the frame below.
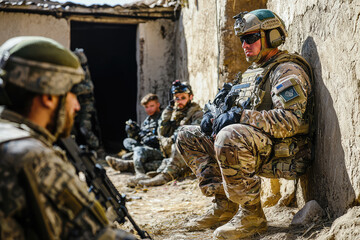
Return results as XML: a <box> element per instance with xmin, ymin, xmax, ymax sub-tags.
<box><xmin>57</xmin><ymin>137</ymin><xmax>152</xmax><ymax>239</ymax></box>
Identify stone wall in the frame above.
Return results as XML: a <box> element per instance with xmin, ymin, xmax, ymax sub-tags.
<box><xmin>268</xmin><ymin>0</ymin><xmax>360</xmax><ymax>217</ymax></box>
<box><xmin>0</xmin><ymin>12</ymin><xmax>69</xmax><ymax>47</ymax></box>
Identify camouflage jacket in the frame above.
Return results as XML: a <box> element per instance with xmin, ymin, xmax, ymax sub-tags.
<box><xmin>237</xmin><ymin>51</ymin><xmax>313</xmax><ymax>139</ymax></box>
<box><xmin>158</xmin><ymin>102</ymin><xmax>203</xmax><ymax>157</ymax></box>
<box><xmin>0</xmin><ymin>108</ymin><xmax>134</xmax><ymax>240</ymax></box>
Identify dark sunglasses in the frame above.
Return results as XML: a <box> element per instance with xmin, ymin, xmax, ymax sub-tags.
<box><xmin>175</xmin><ymin>96</ymin><xmax>187</xmax><ymax>101</ymax></box>
<box><xmin>240</xmin><ymin>32</ymin><xmax>261</xmax><ymax>44</ymax></box>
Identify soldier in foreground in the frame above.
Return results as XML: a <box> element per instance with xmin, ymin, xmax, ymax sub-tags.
<box><xmin>176</xmin><ymin>9</ymin><xmax>313</xmax><ymax>239</ymax></box>
<box><xmin>0</xmin><ymin>36</ymin><xmax>136</xmax><ymax>240</ymax></box>
<box><xmin>106</xmin><ymin>93</ymin><xmax>163</xmax><ymax>181</ymax></box>
<box><xmin>134</xmin><ymin>80</ymin><xmax>203</xmax><ymax>187</ymax></box>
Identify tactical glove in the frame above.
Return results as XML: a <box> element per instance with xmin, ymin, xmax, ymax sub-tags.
<box><xmin>213</xmin><ymin>82</ymin><xmax>232</xmax><ymax>106</ymax></box>
<box><xmin>125</xmin><ymin>119</ymin><xmax>140</xmax><ymax>138</ymax></box>
<box><xmin>212</xmin><ymin>107</ymin><xmax>242</xmax><ymax>136</ymax></box>
<box><xmin>200</xmin><ymin>111</ymin><xmax>214</xmax><ymax>136</ymax></box>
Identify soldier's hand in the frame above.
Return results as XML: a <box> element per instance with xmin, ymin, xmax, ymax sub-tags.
<box><xmin>200</xmin><ymin>111</ymin><xmax>214</xmax><ymax>136</ymax></box>
<box><xmin>212</xmin><ymin>108</ymin><xmax>241</xmax><ymax>137</ymax></box>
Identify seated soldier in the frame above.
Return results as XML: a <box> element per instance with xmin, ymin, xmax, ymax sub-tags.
<box><xmin>106</xmin><ymin>93</ymin><xmax>164</xmax><ymax>180</ymax></box>
<box><xmin>132</xmin><ymin>80</ymin><xmax>203</xmax><ymax>187</ymax></box>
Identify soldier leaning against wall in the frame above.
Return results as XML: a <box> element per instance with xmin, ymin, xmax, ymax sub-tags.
<box><xmin>0</xmin><ymin>36</ymin><xmax>136</xmax><ymax>240</ymax></box>
<box><xmin>176</xmin><ymin>9</ymin><xmax>314</xmax><ymax>239</ymax></box>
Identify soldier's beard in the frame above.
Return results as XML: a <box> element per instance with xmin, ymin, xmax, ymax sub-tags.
<box><xmin>58</xmin><ymin>112</ymin><xmax>74</xmax><ymax>138</ymax></box>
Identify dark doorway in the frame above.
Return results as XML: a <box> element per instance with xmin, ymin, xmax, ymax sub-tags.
<box><xmin>71</xmin><ymin>21</ymin><xmax>137</xmax><ymax>153</ymax></box>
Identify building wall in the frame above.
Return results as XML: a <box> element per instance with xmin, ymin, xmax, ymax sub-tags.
<box><xmin>137</xmin><ymin>19</ymin><xmax>176</xmax><ymax>122</ymax></box>
<box><xmin>268</xmin><ymin>0</ymin><xmax>360</xmax><ymax>217</ymax></box>
<box><xmin>175</xmin><ymin>0</ymin><xmax>267</xmax><ymax>107</ymax></box>
<box><xmin>0</xmin><ymin>12</ymin><xmax>69</xmax><ymax>47</ymax></box>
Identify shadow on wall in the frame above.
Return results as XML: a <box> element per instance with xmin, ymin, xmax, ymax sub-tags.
<box><xmin>174</xmin><ymin>13</ymin><xmax>189</xmax><ymax>97</ymax></box>
<box><xmin>301</xmin><ymin>36</ymin><xmax>355</xmax><ymax>217</ymax></box>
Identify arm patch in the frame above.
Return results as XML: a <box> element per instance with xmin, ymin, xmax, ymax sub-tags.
<box><xmin>274</xmin><ymin>79</ymin><xmax>300</xmax><ymax>102</ymax></box>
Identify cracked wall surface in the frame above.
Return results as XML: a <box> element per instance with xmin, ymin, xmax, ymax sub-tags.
<box><xmin>268</xmin><ymin>0</ymin><xmax>360</xmax><ymax>217</ymax></box>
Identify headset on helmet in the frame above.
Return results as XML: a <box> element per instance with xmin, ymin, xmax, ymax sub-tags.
<box><xmin>233</xmin><ymin>9</ymin><xmax>288</xmax><ymax>63</ymax></box>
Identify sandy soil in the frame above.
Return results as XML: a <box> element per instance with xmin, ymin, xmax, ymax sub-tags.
<box><xmin>106</xmin><ymin>166</ymin><xmax>333</xmax><ymax>240</ymax></box>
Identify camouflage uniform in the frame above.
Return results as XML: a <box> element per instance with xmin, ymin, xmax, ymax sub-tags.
<box><xmin>177</xmin><ymin>52</ymin><xmax>312</xmax><ymax>202</ymax></box>
<box><xmin>0</xmin><ymin>36</ymin><xmax>136</xmax><ymax>240</ymax></box>
<box><xmin>108</xmin><ymin>111</ymin><xmax>163</xmax><ymax>174</ymax></box>
<box><xmin>156</xmin><ymin>102</ymin><xmax>203</xmax><ymax>178</ymax></box>
<box><xmin>0</xmin><ymin>109</ymin><xmax>135</xmax><ymax>240</ymax></box>
<box><xmin>72</xmin><ymin>49</ymin><xmax>102</xmax><ymax>151</ymax></box>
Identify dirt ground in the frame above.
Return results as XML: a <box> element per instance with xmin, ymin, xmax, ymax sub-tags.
<box><xmin>106</xmin><ymin>166</ymin><xmax>335</xmax><ymax>240</ymax></box>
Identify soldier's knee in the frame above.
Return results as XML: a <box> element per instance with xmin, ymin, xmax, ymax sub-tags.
<box><xmin>215</xmin><ymin>124</ymin><xmax>250</xmax><ymax>146</ymax></box>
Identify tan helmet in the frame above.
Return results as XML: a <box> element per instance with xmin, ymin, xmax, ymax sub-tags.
<box><xmin>0</xmin><ymin>36</ymin><xmax>84</xmax><ymax>95</ymax></box>
<box><xmin>233</xmin><ymin>9</ymin><xmax>288</xmax><ymax>63</ymax></box>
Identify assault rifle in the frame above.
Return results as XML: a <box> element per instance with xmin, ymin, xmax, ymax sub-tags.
<box><xmin>57</xmin><ymin>137</ymin><xmax>152</xmax><ymax>239</ymax></box>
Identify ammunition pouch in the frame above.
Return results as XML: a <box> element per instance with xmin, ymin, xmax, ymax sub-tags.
<box><xmin>258</xmin><ymin>137</ymin><xmax>311</xmax><ymax>180</ymax></box>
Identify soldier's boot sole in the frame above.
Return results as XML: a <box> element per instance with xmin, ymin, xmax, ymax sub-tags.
<box><xmin>213</xmin><ymin>219</ymin><xmax>267</xmax><ymax>239</ymax></box>
<box><xmin>138</xmin><ymin>173</ymin><xmax>171</xmax><ymax>187</ymax></box>
<box><xmin>126</xmin><ymin>174</ymin><xmax>150</xmax><ymax>188</ymax></box>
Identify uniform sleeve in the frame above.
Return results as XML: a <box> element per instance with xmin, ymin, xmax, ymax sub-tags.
<box><xmin>158</xmin><ymin>106</ymin><xmax>175</xmax><ymax>137</ymax></box>
<box><xmin>30</xmin><ymin>148</ymin><xmax>108</xmax><ymax>237</ymax></box>
<box><xmin>240</xmin><ymin>62</ymin><xmax>312</xmax><ymax>138</ymax></box>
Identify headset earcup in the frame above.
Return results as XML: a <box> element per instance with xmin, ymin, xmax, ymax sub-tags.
<box><xmin>266</xmin><ymin>29</ymin><xmax>283</xmax><ymax>48</ymax></box>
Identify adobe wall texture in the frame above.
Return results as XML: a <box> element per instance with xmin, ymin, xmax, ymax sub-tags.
<box><xmin>137</xmin><ymin>19</ymin><xmax>176</xmax><ymax>122</ymax></box>
<box><xmin>0</xmin><ymin>12</ymin><xmax>69</xmax><ymax>47</ymax></box>
<box><xmin>268</xmin><ymin>0</ymin><xmax>360</xmax><ymax>217</ymax></box>
<box><xmin>176</xmin><ymin>0</ymin><xmax>266</xmax><ymax>107</ymax></box>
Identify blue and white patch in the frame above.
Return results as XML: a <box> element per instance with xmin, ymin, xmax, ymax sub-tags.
<box><xmin>279</xmin><ymin>86</ymin><xmax>299</xmax><ymax>102</ymax></box>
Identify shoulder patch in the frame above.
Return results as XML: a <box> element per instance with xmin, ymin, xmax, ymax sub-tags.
<box><xmin>279</xmin><ymin>86</ymin><xmax>299</xmax><ymax>102</ymax></box>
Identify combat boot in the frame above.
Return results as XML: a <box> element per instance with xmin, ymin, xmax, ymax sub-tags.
<box><xmin>146</xmin><ymin>171</ymin><xmax>160</xmax><ymax>178</ymax></box>
<box><xmin>105</xmin><ymin>156</ymin><xmax>134</xmax><ymax>172</ymax></box>
<box><xmin>213</xmin><ymin>200</ymin><xmax>267</xmax><ymax>239</ymax></box>
<box><xmin>126</xmin><ymin>173</ymin><xmax>150</xmax><ymax>187</ymax></box>
<box><xmin>138</xmin><ymin>172</ymin><xmax>172</xmax><ymax>187</ymax></box>
<box><xmin>186</xmin><ymin>194</ymin><xmax>238</xmax><ymax>231</ymax></box>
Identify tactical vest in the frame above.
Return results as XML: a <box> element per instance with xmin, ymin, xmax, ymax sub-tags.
<box><xmin>228</xmin><ymin>51</ymin><xmax>314</xmax><ymax>180</ymax></box>
<box><xmin>228</xmin><ymin>51</ymin><xmax>313</xmax><ymax>113</ymax></box>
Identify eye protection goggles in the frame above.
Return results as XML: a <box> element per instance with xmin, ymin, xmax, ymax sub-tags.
<box><xmin>240</xmin><ymin>32</ymin><xmax>261</xmax><ymax>44</ymax></box>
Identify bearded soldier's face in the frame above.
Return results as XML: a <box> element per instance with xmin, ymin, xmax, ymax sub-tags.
<box><xmin>174</xmin><ymin>93</ymin><xmax>192</xmax><ymax>109</ymax></box>
<box><xmin>61</xmin><ymin>92</ymin><xmax>80</xmax><ymax>137</ymax></box>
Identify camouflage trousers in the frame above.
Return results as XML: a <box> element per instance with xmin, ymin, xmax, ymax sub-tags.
<box><xmin>176</xmin><ymin>124</ymin><xmax>310</xmax><ymax>205</ymax></box>
<box><xmin>156</xmin><ymin>143</ymin><xmax>190</xmax><ymax>178</ymax></box>
<box><xmin>132</xmin><ymin>146</ymin><xmax>163</xmax><ymax>174</ymax></box>
<box><xmin>123</xmin><ymin>138</ymin><xmax>141</xmax><ymax>152</ymax></box>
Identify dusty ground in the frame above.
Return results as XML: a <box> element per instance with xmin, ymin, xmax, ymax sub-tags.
<box><xmin>105</xmin><ymin>166</ymin><xmax>336</xmax><ymax>240</ymax></box>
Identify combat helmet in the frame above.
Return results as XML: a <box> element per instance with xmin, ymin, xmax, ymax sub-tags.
<box><xmin>171</xmin><ymin>80</ymin><xmax>193</xmax><ymax>95</ymax></box>
<box><xmin>233</xmin><ymin>9</ymin><xmax>288</xmax><ymax>63</ymax></box>
<box><xmin>0</xmin><ymin>36</ymin><xmax>84</xmax><ymax>138</ymax></box>
<box><xmin>0</xmin><ymin>36</ymin><xmax>84</xmax><ymax>95</ymax></box>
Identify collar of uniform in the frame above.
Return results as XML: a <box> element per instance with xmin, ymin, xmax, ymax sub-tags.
<box><xmin>251</xmin><ymin>50</ymin><xmax>288</xmax><ymax>69</ymax></box>
<box><xmin>0</xmin><ymin>107</ymin><xmax>56</xmax><ymax>146</ymax></box>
